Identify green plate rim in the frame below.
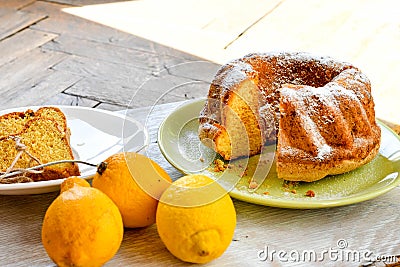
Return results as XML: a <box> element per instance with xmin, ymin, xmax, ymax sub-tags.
<box><xmin>157</xmin><ymin>98</ymin><xmax>400</xmax><ymax>209</ymax></box>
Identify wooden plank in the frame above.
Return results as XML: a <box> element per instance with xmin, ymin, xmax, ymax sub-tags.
<box><xmin>43</xmin><ymin>34</ymin><xmax>212</xmax><ymax>77</ymax></box>
<box><xmin>0</xmin><ymin>28</ymin><xmax>57</xmax><ymax>67</ymax></box>
<box><xmin>53</xmin><ymin>55</ymin><xmax>217</xmax><ymax>92</ymax></box>
<box><xmin>63</xmin><ymin>78</ymin><xmax>138</xmax><ymax>107</ymax></box>
<box><xmin>200</xmin><ymin>0</ymin><xmax>283</xmax><ymax>46</ymax></box>
<box><xmin>42</xmin><ymin>92</ymin><xmax>100</xmax><ymax>107</ymax></box>
<box><xmin>1</xmin><ymin>69</ymin><xmax>83</xmax><ymax>109</ymax></box>
<box><xmin>64</xmin><ymin>73</ymin><xmax>210</xmax><ymax>108</ymax></box>
<box><xmin>59</xmin><ymin>0</ymin><xmax>283</xmax><ymax>49</ymax></box>
<box><xmin>59</xmin><ymin>0</ymin><xmax>232</xmax><ymax>63</ymax></box>
<box><xmin>51</xmin><ymin>55</ymin><xmax>150</xmax><ymax>89</ymax></box>
<box><xmin>33</xmin><ymin>16</ymin><xmax>158</xmax><ymax>53</ymax></box>
<box><xmin>0</xmin><ymin>192</ymin><xmax>57</xmax><ymax>266</ymax></box>
<box><xmin>44</xmin><ymin>0</ymin><xmax>117</xmax><ymax>6</ymax></box>
<box><xmin>95</xmin><ymin>102</ymin><xmax>129</xmax><ymax>112</ymax></box>
<box><xmin>33</xmin><ymin>15</ymin><xmax>204</xmax><ymax>62</ymax></box>
<box><xmin>24</xmin><ymin>1</ymin><xmax>157</xmax><ymax>53</ymax></box>
<box><xmin>0</xmin><ymin>9</ymin><xmax>46</xmax><ymax>41</ymax></box>
<box><xmin>43</xmin><ymin>34</ymin><xmax>167</xmax><ymax>70</ymax></box>
<box><xmin>321</xmin><ymin>0</ymin><xmax>400</xmax><ymax>124</ymax></box>
<box><xmin>54</xmin><ymin>0</ymin><xmax>292</xmax><ymax>63</ymax></box>
<box><xmin>165</xmin><ymin>60</ymin><xmax>220</xmax><ymax>83</ymax></box>
<box><xmin>226</xmin><ymin>0</ymin><xmax>365</xmax><ymax>56</ymax></box>
<box><xmin>24</xmin><ymin>1</ymin><xmax>207</xmax><ymax>63</ymax></box>
<box><xmin>21</xmin><ymin>0</ymin><xmax>70</xmax><ymax>14</ymax></box>
<box><xmin>0</xmin><ymin>48</ymin><xmax>67</xmax><ymax>95</ymax></box>
<box><xmin>46</xmin><ymin>33</ymin><xmax>207</xmax><ymax>73</ymax></box>
<box><xmin>139</xmin><ymin>73</ymin><xmax>210</xmax><ymax>103</ymax></box>
<box><xmin>0</xmin><ymin>8</ymin><xmax>13</xmax><ymax>17</ymax></box>
<box><xmin>136</xmin><ymin>76</ymin><xmax>210</xmax><ymax>106</ymax></box>
<box><xmin>0</xmin><ymin>0</ymin><xmax>36</xmax><ymax>9</ymax></box>
<box><xmin>123</xmin><ymin>100</ymin><xmax>190</xmax><ymax>144</ymax></box>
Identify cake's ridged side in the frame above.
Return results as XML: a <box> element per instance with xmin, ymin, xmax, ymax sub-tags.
<box><xmin>199</xmin><ymin>51</ymin><xmax>381</xmax><ymax>182</ymax></box>
<box><xmin>276</xmin><ymin>143</ymin><xmax>380</xmax><ymax>182</ymax></box>
<box><xmin>277</xmin><ymin>67</ymin><xmax>381</xmax><ymax>181</ymax></box>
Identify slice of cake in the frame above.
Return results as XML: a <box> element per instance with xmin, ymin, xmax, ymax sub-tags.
<box><xmin>0</xmin><ymin>107</ymin><xmax>80</xmax><ymax>182</ymax></box>
<box><xmin>0</xmin><ymin>107</ymin><xmax>68</xmax><ymax>138</ymax></box>
<box><xmin>0</xmin><ymin>110</ymin><xmax>35</xmax><ymax>139</ymax></box>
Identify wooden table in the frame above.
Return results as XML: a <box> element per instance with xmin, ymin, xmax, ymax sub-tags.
<box><xmin>0</xmin><ymin>101</ymin><xmax>399</xmax><ymax>267</ymax></box>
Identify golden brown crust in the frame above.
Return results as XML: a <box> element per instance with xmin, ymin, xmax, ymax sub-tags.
<box><xmin>277</xmin><ymin>142</ymin><xmax>380</xmax><ymax>182</ymax></box>
<box><xmin>276</xmin><ymin>67</ymin><xmax>381</xmax><ymax>181</ymax></box>
<box><xmin>199</xmin><ymin>51</ymin><xmax>381</xmax><ymax>182</ymax></box>
<box><xmin>36</xmin><ymin>107</ymin><xmax>68</xmax><ymax>132</ymax></box>
<box><xmin>0</xmin><ymin>108</ymin><xmax>80</xmax><ymax>182</ymax></box>
<box><xmin>0</xmin><ymin>110</ymin><xmax>35</xmax><ymax>139</ymax></box>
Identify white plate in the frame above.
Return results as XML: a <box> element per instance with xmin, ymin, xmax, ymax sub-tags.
<box><xmin>0</xmin><ymin>106</ymin><xmax>148</xmax><ymax>195</ymax></box>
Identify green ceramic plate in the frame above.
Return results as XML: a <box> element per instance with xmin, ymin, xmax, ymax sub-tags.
<box><xmin>158</xmin><ymin>99</ymin><xmax>400</xmax><ymax>209</ymax></box>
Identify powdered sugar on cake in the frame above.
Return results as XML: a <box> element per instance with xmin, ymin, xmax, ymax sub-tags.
<box><xmin>199</xmin><ymin>51</ymin><xmax>381</xmax><ymax>182</ymax></box>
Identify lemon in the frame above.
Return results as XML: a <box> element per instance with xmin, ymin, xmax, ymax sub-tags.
<box><xmin>41</xmin><ymin>177</ymin><xmax>123</xmax><ymax>267</ymax></box>
<box><xmin>92</xmin><ymin>152</ymin><xmax>172</xmax><ymax>228</ymax></box>
<box><xmin>60</xmin><ymin>176</ymin><xmax>90</xmax><ymax>191</ymax></box>
<box><xmin>156</xmin><ymin>174</ymin><xmax>236</xmax><ymax>263</ymax></box>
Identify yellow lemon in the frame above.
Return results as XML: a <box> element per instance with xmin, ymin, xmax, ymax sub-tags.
<box><xmin>41</xmin><ymin>177</ymin><xmax>123</xmax><ymax>267</ymax></box>
<box><xmin>92</xmin><ymin>152</ymin><xmax>172</xmax><ymax>228</ymax></box>
<box><xmin>60</xmin><ymin>176</ymin><xmax>90</xmax><ymax>191</ymax></box>
<box><xmin>156</xmin><ymin>174</ymin><xmax>236</xmax><ymax>264</ymax></box>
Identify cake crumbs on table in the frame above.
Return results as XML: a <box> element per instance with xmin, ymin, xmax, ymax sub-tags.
<box><xmin>305</xmin><ymin>190</ymin><xmax>315</xmax><ymax>197</ymax></box>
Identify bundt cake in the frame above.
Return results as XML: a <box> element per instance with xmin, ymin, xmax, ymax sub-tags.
<box><xmin>198</xmin><ymin>52</ymin><xmax>381</xmax><ymax>182</ymax></box>
<box><xmin>0</xmin><ymin>107</ymin><xmax>80</xmax><ymax>182</ymax></box>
